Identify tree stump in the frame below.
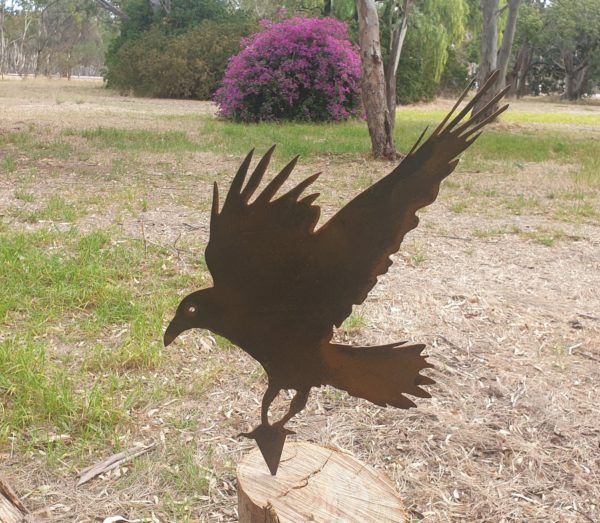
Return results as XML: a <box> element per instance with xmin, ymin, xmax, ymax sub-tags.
<box><xmin>0</xmin><ymin>479</ymin><xmax>28</xmax><ymax>523</ymax></box>
<box><xmin>237</xmin><ymin>442</ymin><xmax>408</xmax><ymax>523</ymax></box>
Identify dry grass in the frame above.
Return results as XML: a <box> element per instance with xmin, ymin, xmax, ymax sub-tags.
<box><xmin>1</xmin><ymin>78</ymin><xmax>599</xmax><ymax>522</ymax></box>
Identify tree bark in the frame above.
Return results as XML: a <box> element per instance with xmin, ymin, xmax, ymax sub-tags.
<box><xmin>507</xmin><ymin>44</ymin><xmax>532</xmax><ymax>98</ymax></box>
<box><xmin>496</xmin><ymin>0</ymin><xmax>521</xmax><ymax>90</ymax></box>
<box><xmin>356</xmin><ymin>0</ymin><xmax>396</xmax><ymax>160</ymax></box>
<box><xmin>95</xmin><ymin>0</ymin><xmax>130</xmax><ymax>20</ymax></box>
<box><xmin>563</xmin><ymin>51</ymin><xmax>589</xmax><ymax>100</ymax></box>
<box><xmin>473</xmin><ymin>0</ymin><xmax>521</xmax><ymax>120</ymax></box>
<box><xmin>384</xmin><ymin>0</ymin><xmax>412</xmax><ymax>136</ymax></box>
<box><xmin>472</xmin><ymin>0</ymin><xmax>499</xmax><ymax>118</ymax></box>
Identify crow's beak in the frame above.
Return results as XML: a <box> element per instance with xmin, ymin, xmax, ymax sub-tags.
<box><xmin>163</xmin><ymin>318</ymin><xmax>185</xmax><ymax>347</ymax></box>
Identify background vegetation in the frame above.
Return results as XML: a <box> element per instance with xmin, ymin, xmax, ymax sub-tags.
<box><xmin>1</xmin><ymin>0</ymin><xmax>598</xmax><ymax>102</ymax></box>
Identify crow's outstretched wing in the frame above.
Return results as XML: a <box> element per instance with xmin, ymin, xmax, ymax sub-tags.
<box><xmin>205</xmin><ymin>146</ymin><xmax>323</xmax><ymax>327</ymax></box>
<box><xmin>206</xmin><ymin>72</ymin><xmax>508</xmax><ymax>343</ymax></box>
<box><xmin>312</xmin><ymin>71</ymin><xmax>509</xmax><ymax>330</ymax></box>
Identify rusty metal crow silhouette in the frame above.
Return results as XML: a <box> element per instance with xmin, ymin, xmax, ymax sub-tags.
<box><xmin>164</xmin><ymin>72</ymin><xmax>509</xmax><ymax>475</ymax></box>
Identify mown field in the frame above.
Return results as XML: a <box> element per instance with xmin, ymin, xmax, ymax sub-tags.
<box><xmin>1</xmin><ymin>78</ymin><xmax>599</xmax><ymax>522</ymax></box>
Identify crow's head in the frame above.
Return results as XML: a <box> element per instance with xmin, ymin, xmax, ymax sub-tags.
<box><xmin>163</xmin><ymin>288</ymin><xmax>217</xmax><ymax>346</ymax></box>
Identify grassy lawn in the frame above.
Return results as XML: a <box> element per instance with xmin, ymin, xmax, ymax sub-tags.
<box><xmin>1</xmin><ymin>78</ymin><xmax>599</xmax><ymax>522</ymax></box>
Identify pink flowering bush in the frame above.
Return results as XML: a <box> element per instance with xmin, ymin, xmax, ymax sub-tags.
<box><xmin>215</xmin><ymin>17</ymin><xmax>361</xmax><ymax>122</ymax></box>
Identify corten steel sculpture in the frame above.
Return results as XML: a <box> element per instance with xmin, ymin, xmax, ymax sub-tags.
<box><xmin>165</xmin><ymin>72</ymin><xmax>509</xmax><ymax>475</ymax></box>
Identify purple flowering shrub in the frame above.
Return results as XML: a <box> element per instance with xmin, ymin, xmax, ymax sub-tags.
<box><xmin>215</xmin><ymin>17</ymin><xmax>361</xmax><ymax>122</ymax></box>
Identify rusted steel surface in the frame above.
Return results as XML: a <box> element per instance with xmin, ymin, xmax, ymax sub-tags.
<box><xmin>165</xmin><ymin>72</ymin><xmax>509</xmax><ymax>475</ymax></box>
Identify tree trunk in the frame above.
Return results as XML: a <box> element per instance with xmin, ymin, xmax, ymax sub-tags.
<box><xmin>472</xmin><ymin>0</ymin><xmax>499</xmax><ymax>118</ymax></box>
<box><xmin>95</xmin><ymin>0</ymin><xmax>130</xmax><ymax>20</ymax></box>
<box><xmin>384</xmin><ymin>0</ymin><xmax>412</xmax><ymax>136</ymax></box>
<box><xmin>563</xmin><ymin>51</ymin><xmax>589</xmax><ymax>100</ymax></box>
<box><xmin>356</xmin><ymin>0</ymin><xmax>396</xmax><ymax>160</ymax></box>
<box><xmin>496</xmin><ymin>0</ymin><xmax>521</xmax><ymax>91</ymax></box>
<box><xmin>237</xmin><ymin>442</ymin><xmax>408</xmax><ymax>523</ymax></box>
<box><xmin>507</xmin><ymin>44</ymin><xmax>532</xmax><ymax>98</ymax></box>
<box><xmin>473</xmin><ymin>0</ymin><xmax>520</xmax><ymax>120</ymax></box>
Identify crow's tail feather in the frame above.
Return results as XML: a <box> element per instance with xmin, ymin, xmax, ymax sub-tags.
<box><xmin>321</xmin><ymin>341</ymin><xmax>434</xmax><ymax>409</ymax></box>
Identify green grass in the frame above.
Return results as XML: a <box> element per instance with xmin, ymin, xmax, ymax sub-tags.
<box><xmin>554</xmin><ymin>202</ymin><xmax>600</xmax><ymax>223</ymax></box>
<box><xmin>473</xmin><ymin>227</ymin><xmax>508</xmax><ymax>239</ymax></box>
<box><xmin>14</xmin><ymin>190</ymin><xmax>35</xmax><ymax>202</ymax></box>
<box><xmin>0</xmin><ymin>336</ymin><xmax>127</xmax><ymax>442</ymax></box>
<box><xmin>0</xmin><ymin>129</ymin><xmax>73</xmax><ymax>161</ymax></box>
<box><xmin>0</xmin><ymin>227</ymin><xmax>204</xmax><ymax>450</ymax></box>
<box><xmin>340</xmin><ymin>309</ymin><xmax>367</xmax><ymax>334</ymax></box>
<box><xmin>2</xmin><ymin>153</ymin><xmax>17</xmax><ymax>173</ymax></box>
<box><xmin>65</xmin><ymin>128</ymin><xmax>200</xmax><ymax>153</ymax></box>
<box><xmin>36</xmin><ymin>195</ymin><xmax>80</xmax><ymax>222</ymax></box>
<box><xmin>520</xmin><ymin>227</ymin><xmax>565</xmax><ymax>247</ymax></box>
<box><xmin>504</xmin><ymin>195</ymin><xmax>541</xmax><ymax>214</ymax></box>
<box><xmin>449</xmin><ymin>201</ymin><xmax>469</xmax><ymax>213</ymax></box>
<box><xmin>396</xmin><ymin>106</ymin><xmax>600</xmax><ymax>126</ymax></box>
<box><xmin>3</xmin><ymin>109</ymin><xmax>598</xmax><ymax>189</ymax></box>
<box><xmin>198</xmin><ymin>116</ymin><xmax>600</xmax><ymax>186</ymax></box>
<box><xmin>1</xmin><ymin>229</ymin><xmax>142</xmax><ymax>332</ymax></box>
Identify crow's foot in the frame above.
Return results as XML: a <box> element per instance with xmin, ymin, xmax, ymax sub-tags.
<box><xmin>239</xmin><ymin>423</ymin><xmax>295</xmax><ymax>475</ymax></box>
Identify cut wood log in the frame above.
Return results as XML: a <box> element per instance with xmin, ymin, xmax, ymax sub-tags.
<box><xmin>0</xmin><ymin>478</ymin><xmax>28</xmax><ymax>523</ymax></box>
<box><xmin>237</xmin><ymin>442</ymin><xmax>408</xmax><ymax>523</ymax></box>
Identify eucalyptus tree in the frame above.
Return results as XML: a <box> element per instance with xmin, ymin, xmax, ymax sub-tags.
<box><xmin>356</xmin><ymin>0</ymin><xmax>396</xmax><ymax>159</ymax></box>
<box><xmin>472</xmin><ymin>0</ymin><xmax>522</xmax><ymax>119</ymax></box>
<box><xmin>543</xmin><ymin>0</ymin><xmax>600</xmax><ymax>99</ymax></box>
<box><xmin>356</xmin><ymin>0</ymin><xmax>469</xmax><ymax>158</ymax></box>
<box><xmin>505</xmin><ymin>0</ymin><xmax>543</xmax><ymax>97</ymax></box>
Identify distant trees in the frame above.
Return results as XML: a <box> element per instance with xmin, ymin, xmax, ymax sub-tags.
<box><xmin>103</xmin><ymin>0</ymin><xmax>256</xmax><ymax>98</ymax></box>
<box><xmin>395</xmin><ymin>0</ymin><xmax>469</xmax><ymax>103</ymax></box>
<box><xmin>0</xmin><ymin>0</ymin><xmax>114</xmax><ymax>77</ymax></box>
<box><xmin>5</xmin><ymin>0</ymin><xmax>597</xmax><ymax>104</ymax></box>
<box><xmin>501</xmin><ymin>0</ymin><xmax>600</xmax><ymax>100</ymax></box>
<box><xmin>542</xmin><ymin>0</ymin><xmax>600</xmax><ymax>100</ymax></box>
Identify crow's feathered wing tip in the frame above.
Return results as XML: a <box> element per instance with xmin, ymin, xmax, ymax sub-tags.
<box><xmin>241</xmin><ymin>145</ymin><xmax>277</xmax><ymax>203</ymax></box>
<box><xmin>432</xmin><ymin>69</ymin><xmax>506</xmax><ymax>138</ymax></box>
<box><xmin>211</xmin><ymin>181</ymin><xmax>220</xmax><ymax>219</ymax></box>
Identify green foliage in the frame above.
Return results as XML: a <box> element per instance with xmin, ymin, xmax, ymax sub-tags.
<box><xmin>438</xmin><ymin>45</ymin><xmax>470</xmax><ymax>95</ymax></box>
<box><xmin>105</xmin><ymin>19</ymin><xmax>256</xmax><ymax>99</ymax></box>
<box><xmin>396</xmin><ymin>0</ymin><xmax>468</xmax><ymax>104</ymax></box>
<box><xmin>104</xmin><ymin>0</ymin><xmax>253</xmax><ymax>99</ymax></box>
<box><xmin>118</xmin><ymin>0</ymin><xmax>229</xmax><ymax>38</ymax></box>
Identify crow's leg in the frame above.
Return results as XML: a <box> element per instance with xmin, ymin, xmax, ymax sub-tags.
<box><xmin>275</xmin><ymin>387</ymin><xmax>311</xmax><ymax>427</ymax></box>
<box><xmin>261</xmin><ymin>382</ymin><xmax>280</xmax><ymax>426</ymax></box>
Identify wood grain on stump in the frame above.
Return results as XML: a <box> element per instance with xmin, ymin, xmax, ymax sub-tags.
<box><xmin>0</xmin><ymin>479</ymin><xmax>28</xmax><ymax>523</ymax></box>
<box><xmin>237</xmin><ymin>442</ymin><xmax>408</xmax><ymax>523</ymax></box>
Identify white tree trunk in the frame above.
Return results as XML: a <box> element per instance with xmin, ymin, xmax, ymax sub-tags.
<box><xmin>496</xmin><ymin>0</ymin><xmax>522</xmax><ymax>90</ymax></box>
<box><xmin>473</xmin><ymin>0</ymin><xmax>520</xmax><ymax>120</ymax></box>
<box><xmin>385</xmin><ymin>0</ymin><xmax>412</xmax><ymax>135</ymax></box>
<box><xmin>356</xmin><ymin>0</ymin><xmax>396</xmax><ymax>160</ymax></box>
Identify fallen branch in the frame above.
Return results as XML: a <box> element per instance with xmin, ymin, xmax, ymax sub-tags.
<box><xmin>77</xmin><ymin>444</ymin><xmax>156</xmax><ymax>487</ymax></box>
